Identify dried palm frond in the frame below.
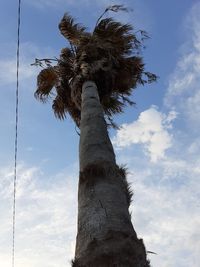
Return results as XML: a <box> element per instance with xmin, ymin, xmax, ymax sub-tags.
<box><xmin>34</xmin><ymin>6</ymin><xmax>157</xmax><ymax>128</ymax></box>
<box><xmin>31</xmin><ymin>58</ymin><xmax>58</xmax><ymax>68</ymax></box>
<box><xmin>106</xmin><ymin>4</ymin><xmax>130</xmax><ymax>12</ymax></box>
<box><xmin>58</xmin><ymin>48</ymin><xmax>74</xmax><ymax>80</ymax></box>
<box><xmin>52</xmin><ymin>95</ymin><xmax>67</xmax><ymax>120</ymax></box>
<box><xmin>59</xmin><ymin>13</ymin><xmax>86</xmax><ymax>46</ymax></box>
<box><xmin>35</xmin><ymin>67</ymin><xmax>58</xmax><ymax>102</ymax></box>
<box><xmin>94</xmin><ymin>18</ymin><xmax>134</xmax><ymax>56</ymax></box>
<box><xmin>95</xmin><ymin>4</ymin><xmax>131</xmax><ymax>27</ymax></box>
<box><xmin>144</xmin><ymin>72</ymin><xmax>158</xmax><ymax>83</ymax></box>
<box><xmin>103</xmin><ymin>96</ymin><xmax>124</xmax><ymax>116</ymax></box>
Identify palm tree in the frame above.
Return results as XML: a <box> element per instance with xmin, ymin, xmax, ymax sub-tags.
<box><xmin>34</xmin><ymin>5</ymin><xmax>156</xmax><ymax>266</ymax></box>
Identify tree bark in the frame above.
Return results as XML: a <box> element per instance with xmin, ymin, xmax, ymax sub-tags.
<box><xmin>73</xmin><ymin>81</ymin><xmax>150</xmax><ymax>267</ymax></box>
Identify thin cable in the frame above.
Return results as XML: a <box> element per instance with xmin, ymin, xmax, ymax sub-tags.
<box><xmin>12</xmin><ymin>0</ymin><xmax>21</xmax><ymax>267</ymax></box>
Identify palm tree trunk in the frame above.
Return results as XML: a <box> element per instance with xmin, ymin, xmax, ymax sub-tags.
<box><xmin>73</xmin><ymin>81</ymin><xmax>150</xmax><ymax>267</ymax></box>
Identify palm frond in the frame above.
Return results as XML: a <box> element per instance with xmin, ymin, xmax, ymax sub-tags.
<box><xmin>52</xmin><ymin>95</ymin><xmax>67</xmax><ymax>120</ymax></box>
<box><xmin>35</xmin><ymin>67</ymin><xmax>58</xmax><ymax>102</ymax></box>
<box><xmin>106</xmin><ymin>4</ymin><xmax>130</xmax><ymax>13</ymax></box>
<box><xmin>31</xmin><ymin>58</ymin><xmax>58</xmax><ymax>68</ymax></box>
<box><xmin>59</xmin><ymin>13</ymin><xmax>86</xmax><ymax>46</ymax></box>
<box><xmin>120</xmin><ymin>95</ymin><xmax>135</xmax><ymax>106</ymax></box>
<box><xmin>106</xmin><ymin>116</ymin><xmax>120</xmax><ymax>130</ymax></box>
<box><xmin>95</xmin><ymin>4</ymin><xmax>131</xmax><ymax>27</ymax></box>
<box><xmin>58</xmin><ymin>47</ymin><xmax>74</xmax><ymax>80</ymax></box>
<box><xmin>144</xmin><ymin>72</ymin><xmax>158</xmax><ymax>83</ymax></box>
<box><xmin>102</xmin><ymin>95</ymin><xmax>124</xmax><ymax>116</ymax></box>
<box><xmin>55</xmin><ymin>83</ymin><xmax>81</xmax><ymax>126</ymax></box>
<box><xmin>94</xmin><ymin>18</ymin><xmax>135</xmax><ymax>56</ymax></box>
<box><xmin>60</xmin><ymin>47</ymin><xmax>73</xmax><ymax>61</ymax></box>
<box><xmin>34</xmin><ymin>8</ymin><xmax>157</xmax><ymax>128</ymax></box>
<box><xmin>113</xmin><ymin>56</ymin><xmax>144</xmax><ymax>94</ymax></box>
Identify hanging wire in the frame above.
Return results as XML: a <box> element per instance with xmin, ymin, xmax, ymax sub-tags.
<box><xmin>12</xmin><ymin>0</ymin><xmax>21</xmax><ymax>266</ymax></box>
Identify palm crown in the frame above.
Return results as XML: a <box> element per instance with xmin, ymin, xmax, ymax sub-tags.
<box><xmin>34</xmin><ymin>5</ymin><xmax>157</xmax><ymax>128</ymax></box>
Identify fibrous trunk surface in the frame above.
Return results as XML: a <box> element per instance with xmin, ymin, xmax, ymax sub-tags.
<box><xmin>73</xmin><ymin>81</ymin><xmax>150</xmax><ymax>267</ymax></box>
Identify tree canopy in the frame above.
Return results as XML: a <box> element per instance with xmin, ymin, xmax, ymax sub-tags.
<box><xmin>33</xmin><ymin>5</ymin><xmax>157</xmax><ymax>128</ymax></box>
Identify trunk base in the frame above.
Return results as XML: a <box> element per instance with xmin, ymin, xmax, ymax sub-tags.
<box><xmin>73</xmin><ymin>162</ymin><xmax>150</xmax><ymax>267</ymax></box>
<box><xmin>72</xmin><ymin>230</ymin><xmax>150</xmax><ymax>267</ymax></box>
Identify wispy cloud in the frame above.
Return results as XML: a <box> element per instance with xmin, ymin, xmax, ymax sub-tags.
<box><xmin>127</xmin><ymin>155</ymin><xmax>200</xmax><ymax>267</ymax></box>
<box><xmin>164</xmin><ymin>2</ymin><xmax>200</xmax><ymax>125</ymax></box>
<box><xmin>112</xmin><ymin>3</ymin><xmax>200</xmax><ymax>267</ymax></box>
<box><xmin>0</xmin><ymin>163</ymin><xmax>78</xmax><ymax>267</ymax></box>
<box><xmin>0</xmin><ymin>42</ymin><xmax>55</xmax><ymax>86</ymax></box>
<box><xmin>1</xmin><ymin>2</ymin><xmax>200</xmax><ymax>267</ymax></box>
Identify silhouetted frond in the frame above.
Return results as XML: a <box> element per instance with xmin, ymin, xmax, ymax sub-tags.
<box><xmin>103</xmin><ymin>96</ymin><xmax>124</xmax><ymax>116</ymax></box>
<box><xmin>144</xmin><ymin>72</ymin><xmax>158</xmax><ymax>83</ymax></box>
<box><xmin>59</xmin><ymin>13</ymin><xmax>86</xmax><ymax>46</ymax></box>
<box><xmin>35</xmin><ymin>67</ymin><xmax>58</xmax><ymax>102</ymax></box>
<box><xmin>113</xmin><ymin>56</ymin><xmax>144</xmax><ymax>93</ymax></box>
<box><xmin>58</xmin><ymin>47</ymin><xmax>74</xmax><ymax>80</ymax></box>
<box><xmin>147</xmin><ymin>251</ymin><xmax>157</xmax><ymax>255</ymax></box>
<box><xmin>52</xmin><ymin>95</ymin><xmax>67</xmax><ymax>120</ymax></box>
<box><xmin>140</xmin><ymin>30</ymin><xmax>150</xmax><ymax>41</ymax></box>
<box><xmin>31</xmin><ymin>58</ymin><xmax>58</xmax><ymax>68</ymax></box>
<box><xmin>106</xmin><ymin>117</ymin><xmax>119</xmax><ymax>130</ymax></box>
<box><xmin>34</xmin><ymin>7</ymin><xmax>157</xmax><ymax>127</ymax></box>
<box><xmin>94</xmin><ymin>18</ymin><xmax>134</xmax><ymax>56</ymax></box>
<box><xmin>95</xmin><ymin>4</ymin><xmax>131</xmax><ymax>27</ymax></box>
<box><xmin>106</xmin><ymin>4</ymin><xmax>130</xmax><ymax>13</ymax></box>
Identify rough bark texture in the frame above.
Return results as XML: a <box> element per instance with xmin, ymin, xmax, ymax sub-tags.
<box><xmin>73</xmin><ymin>81</ymin><xmax>150</xmax><ymax>267</ymax></box>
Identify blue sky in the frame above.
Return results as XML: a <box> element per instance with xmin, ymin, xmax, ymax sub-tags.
<box><xmin>0</xmin><ymin>0</ymin><xmax>199</xmax><ymax>266</ymax></box>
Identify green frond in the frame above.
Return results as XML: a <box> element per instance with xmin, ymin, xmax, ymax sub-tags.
<box><xmin>35</xmin><ymin>67</ymin><xmax>58</xmax><ymax>102</ymax></box>
<box><xmin>59</xmin><ymin>13</ymin><xmax>86</xmax><ymax>46</ymax></box>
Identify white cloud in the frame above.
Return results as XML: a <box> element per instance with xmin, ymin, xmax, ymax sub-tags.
<box><xmin>112</xmin><ymin>17</ymin><xmax>200</xmax><ymax>258</ymax></box>
<box><xmin>114</xmin><ymin>4</ymin><xmax>200</xmax><ymax>261</ymax></box>
<box><xmin>2</xmin><ymin>2</ymin><xmax>200</xmax><ymax>267</ymax></box>
<box><xmin>124</xmin><ymin>153</ymin><xmax>200</xmax><ymax>267</ymax></box>
<box><xmin>0</xmin><ymin>163</ymin><xmax>78</xmax><ymax>267</ymax></box>
<box><xmin>113</xmin><ymin>106</ymin><xmax>177</xmax><ymax>162</ymax></box>
<box><xmin>0</xmin><ymin>59</ymin><xmax>35</xmax><ymax>85</ymax></box>
<box><xmin>188</xmin><ymin>138</ymin><xmax>200</xmax><ymax>154</ymax></box>
<box><xmin>1</xmin><ymin>155</ymin><xmax>199</xmax><ymax>267</ymax></box>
